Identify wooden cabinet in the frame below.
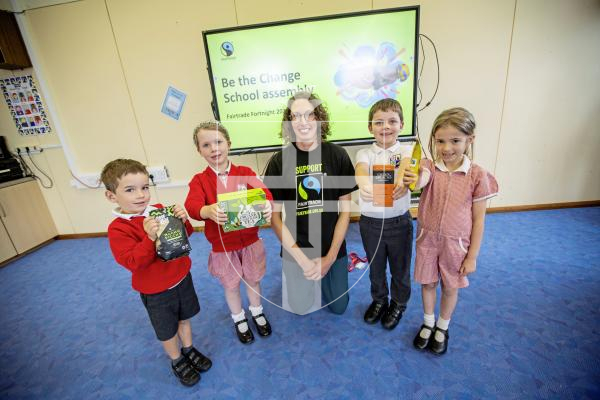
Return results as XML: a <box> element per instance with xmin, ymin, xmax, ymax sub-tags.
<box><xmin>0</xmin><ymin>222</ymin><xmax>17</xmax><ymax>263</ymax></box>
<box><xmin>0</xmin><ymin>11</ymin><xmax>32</xmax><ymax>70</ymax></box>
<box><xmin>0</xmin><ymin>178</ymin><xmax>56</xmax><ymax>262</ymax></box>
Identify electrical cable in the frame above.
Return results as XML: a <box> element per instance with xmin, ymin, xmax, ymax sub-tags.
<box><xmin>413</xmin><ymin>33</ymin><xmax>440</xmax><ymax>160</ymax></box>
<box><xmin>69</xmin><ymin>169</ymin><xmax>100</xmax><ymax>189</ymax></box>
<box><xmin>149</xmin><ymin>173</ymin><xmax>156</xmax><ymax>187</ymax></box>
<box><xmin>11</xmin><ymin>149</ymin><xmax>94</xmax><ymax>189</ymax></box>
<box><xmin>24</xmin><ymin>148</ymin><xmax>54</xmax><ymax>188</ymax></box>
<box><xmin>13</xmin><ymin>151</ymin><xmax>34</xmax><ymax>176</ymax></box>
<box><xmin>416</xmin><ymin>35</ymin><xmax>425</xmax><ymax>107</ymax></box>
<box><xmin>12</xmin><ymin>149</ymin><xmax>53</xmax><ymax>188</ymax></box>
<box><xmin>417</xmin><ymin>33</ymin><xmax>440</xmax><ymax>113</ymax></box>
<box><xmin>70</xmin><ymin>171</ymin><xmax>100</xmax><ymax>189</ymax></box>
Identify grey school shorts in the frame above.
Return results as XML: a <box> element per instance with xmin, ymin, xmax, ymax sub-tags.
<box><xmin>139</xmin><ymin>273</ymin><xmax>200</xmax><ymax>341</ymax></box>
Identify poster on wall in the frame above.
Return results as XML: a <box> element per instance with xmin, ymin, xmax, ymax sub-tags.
<box><xmin>0</xmin><ymin>75</ymin><xmax>51</xmax><ymax>136</ymax></box>
<box><xmin>161</xmin><ymin>86</ymin><xmax>186</xmax><ymax>120</ymax></box>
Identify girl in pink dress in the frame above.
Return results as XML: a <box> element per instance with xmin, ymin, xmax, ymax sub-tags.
<box><xmin>411</xmin><ymin>108</ymin><xmax>498</xmax><ymax>355</ymax></box>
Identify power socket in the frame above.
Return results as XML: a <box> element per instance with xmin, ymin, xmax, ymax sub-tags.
<box><xmin>15</xmin><ymin>145</ymin><xmax>43</xmax><ymax>155</ymax></box>
<box><xmin>148</xmin><ymin>165</ymin><xmax>170</xmax><ymax>184</ymax></box>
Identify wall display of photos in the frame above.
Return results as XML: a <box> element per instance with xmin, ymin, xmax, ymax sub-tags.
<box><xmin>1</xmin><ymin>75</ymin><xmax>51</xmax><ymax>136</ymax></box>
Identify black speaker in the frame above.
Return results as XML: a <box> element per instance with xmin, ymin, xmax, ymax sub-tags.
<box><xmin>0</xmin><ymin>136</ymin><xmax>9</xmax><ymax>159</ymax></box>
<box><xmin>0</xmin><ymin>158</ymin><xmax>24</xmax><ymax>183</ymax></box>
<box><xmin>0</xmin><ymin>136</ymin><xmax>25</xmax><ymax>183</ymax></box>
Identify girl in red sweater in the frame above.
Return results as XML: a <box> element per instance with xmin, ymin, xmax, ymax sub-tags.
<box><xmin>185</xmin><ymin>122</ymin><xmax>273</xmax><ymax>344</ymax></box>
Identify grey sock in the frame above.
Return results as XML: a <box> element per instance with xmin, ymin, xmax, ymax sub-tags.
<box><xmin>182</xmin><ymin>345</ymin><xmax>193</xmax><ymax>355</ymax></box>
<box><xmin>171</xmin><ymin>354</ymin><xmax>184</xmax><ymax>366</ymax></box>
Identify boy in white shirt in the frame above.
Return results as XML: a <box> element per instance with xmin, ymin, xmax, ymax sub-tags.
<box><xmin>355</xmin><ymin>99</ymin><xmax>416</xmax><ymax>330</ymax></box>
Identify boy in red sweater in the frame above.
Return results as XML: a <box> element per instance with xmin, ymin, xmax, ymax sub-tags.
<box><xmin>185</xmin><ymin>122</ymin><xmax>273</xmax><ymax>345</ymax></box>
<box><xmin>101</xmin><ymin>159</ymin><xmax>211</xmax><ymax>387</ymax></box>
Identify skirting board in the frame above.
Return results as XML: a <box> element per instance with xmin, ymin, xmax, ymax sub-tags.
<box><xmin>54</xmin><ymin>200</ymin><xmax>600</xmax><ymax>240</ymax></box>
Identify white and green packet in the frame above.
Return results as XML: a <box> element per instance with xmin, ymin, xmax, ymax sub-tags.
<box><xmin>148</xmin><ymin>205</ymin><xmax>191</xmax><ymax>261</ymax></box>
<box><xmin>217</xmin><ymin>188</ymin><xmax>268</xmax><ymax>232</ymax></box>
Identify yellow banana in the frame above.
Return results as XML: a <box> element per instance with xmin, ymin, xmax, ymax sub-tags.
<box><xmin>408</xmin><ymin>140</ymin><xmax>422</xmax><ymax>191</ymax></box>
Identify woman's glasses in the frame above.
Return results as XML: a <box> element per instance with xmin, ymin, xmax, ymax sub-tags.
<box><xmin>291</xmin><ymin>110</ymin><xmax>316</xmax><ymax>122</ymax></box>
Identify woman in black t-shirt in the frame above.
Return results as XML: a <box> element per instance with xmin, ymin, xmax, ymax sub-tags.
<box><xmin>264</xmin><ymin>91</ymin><xmax>356</xmax><ymax>315</ymax></box>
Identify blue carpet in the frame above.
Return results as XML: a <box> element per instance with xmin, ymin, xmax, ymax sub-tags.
<box><xmin>0</xmin><ymin>208</ymin><xmax>599</xmax><ymax>399</ymax></box>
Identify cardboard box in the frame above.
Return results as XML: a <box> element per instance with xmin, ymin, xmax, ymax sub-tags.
<box><xmin>217</xmin><ymin>188</ymin><xmax>268</xmax><ymax>232</ymax></box>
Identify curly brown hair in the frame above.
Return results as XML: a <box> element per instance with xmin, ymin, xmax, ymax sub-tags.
<box><xmin>280</xmin><ymin>91</ymin><xmax>331</xmax><ymax>143</ymax></box>
<box><xmin>100</xmin><ymin>159</ymin><xmax>148</xmax><ymax>193</ymax></box>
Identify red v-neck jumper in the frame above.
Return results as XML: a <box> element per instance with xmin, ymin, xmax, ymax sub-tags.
<box><xmin>185</xmin><ymin>164</ymin><xmax>273</xmax><ymax>252</ymax></box>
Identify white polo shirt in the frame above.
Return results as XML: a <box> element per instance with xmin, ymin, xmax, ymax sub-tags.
<box><xmin>355</xmin><ymin>141</ymin><xmax>413</xmax><ymax>218</ymax></box>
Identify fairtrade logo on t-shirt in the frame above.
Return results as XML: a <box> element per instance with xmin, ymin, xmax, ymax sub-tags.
<box><xmin>296</xmin><ymin>173</ymin><xmax>323</xmax><ymax>210</ymax></box>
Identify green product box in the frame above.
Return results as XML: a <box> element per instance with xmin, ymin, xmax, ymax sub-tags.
<box><xmin>217</xmin><ymin>188</ymin><xmax>267</xmax><ymax>232</ymax></box>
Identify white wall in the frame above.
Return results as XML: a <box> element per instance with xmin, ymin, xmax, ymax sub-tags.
<box><xmin>495</xmin><ymin>0</ymin><xmax>600</xmax><ymax>206</ymax></box>
<box><xmin>0</xmin><ymin>0</ymin><xmax>598</xmax><ymax>234</ymax></box>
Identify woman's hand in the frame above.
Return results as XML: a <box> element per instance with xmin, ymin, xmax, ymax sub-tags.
<box><xmin>300</xmin><ymin>258</ymin><xmax>321</xmax><ymax>281</ymax></box>
<box><xmin>312</xmin><ymin>254</ymin><xmax>335</xmax><ymax>278</ymax></box>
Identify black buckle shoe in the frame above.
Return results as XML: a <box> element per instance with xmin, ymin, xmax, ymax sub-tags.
<box><xmin>428</xmin><ymin>327</ymin><xmax>449</xmax><ymax>355</ymax></box>
<box><xmin>381</xmin><ymin>300</ymin><xmax>404</xmax><ymax>330</ymax></box>
<box><xmin>235</xmin><ymin>319</ymin><xmax>255</xmax><ymax>344</ymax></box>
<box><xmin>172</xmin><ymin>356</ymin><xmax>200</xmax><ymax>387</ymax></box>
<box><xmin>413</xmin><ymin>324</ymin><xmax>434</xmax><ymax>350</ymax></box>
<box><xmin>251</xmin><ymin>313</ymin><xmax>272</xmax><ymax>337</ymax></box>
<box><xmin>183</xmin><ymin>347</ymin><xmax>212</xmax><ymax>373</ymax></box>
<box><xmin>364</xmin><ymin>301</ymin><xmax>388</xmax><ymax>324</ymax></box>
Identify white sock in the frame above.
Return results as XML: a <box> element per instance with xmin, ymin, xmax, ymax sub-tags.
<box><xmin>435</xmin><ymin>317</ymin><xmax>450</xmax><ymax>341</ymax></box>
<box><xmin>249</xmin><ymin>305</ymin><xmax>266</xmax><ymax>326</ymax></box>
<box><xmin>420</xmin><ymin>313</ymin><xmax>436</xmax><ymax>339</ymax></box>
<box><xmin>424</xmin><ymin>313</ymin><xmax>435</xmax><ymax>327</ymax></box>
<box><xmin>231</xmin><ymin>310</ymin><xmax>248</xmax><ymax>333</ymax></box>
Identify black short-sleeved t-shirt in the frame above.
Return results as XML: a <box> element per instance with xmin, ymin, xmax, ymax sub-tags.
<box><xmin>264</xmin><ymin>141</ymin><xmax>357</xmax><ymax>260</ymax></box>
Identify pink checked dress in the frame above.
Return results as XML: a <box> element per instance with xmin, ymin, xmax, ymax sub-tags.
<box><xmin>414</xmin><ymin>157</ymin><xmax>498</xmax><ymax>288</ymax></box>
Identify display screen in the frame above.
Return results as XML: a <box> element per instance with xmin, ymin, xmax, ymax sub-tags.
<box><xmin>203</xmin><ymin>7</ymin><xmax>419</xmax><ymax>153</ymax></box>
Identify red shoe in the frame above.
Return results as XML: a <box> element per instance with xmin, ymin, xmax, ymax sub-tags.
<box><xmin>348</xmin><ymin>252</ymin><xmax>368</xmax><ymax>272</ymax></box>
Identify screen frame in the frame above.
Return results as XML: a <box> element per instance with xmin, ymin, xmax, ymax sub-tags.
<box><xmin>202</xmin><ymin>6</ymin><xmax>420</xmax><ymax>155</ymax></box>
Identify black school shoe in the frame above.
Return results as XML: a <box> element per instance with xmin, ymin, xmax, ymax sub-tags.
<box><xmin>251</xmin><ymin>313</ymin><xmax>272</xmax><ymax>337</ymax></box>
<box><xmin>381</xmin><ymin>300</ymin><xmax>404</xmax><ymax>330</ymax></box>
<box><xmin>235</xmin><ymin>318</ymin><xmax>255</xmax><ymax>344</ymax></box>
<box><xmin>413</xmin><ymin>324</ymin><xmax>434</xmax><ymax>350</ymax></box>
<box><xmin>183</xmin><ymin>347</ymin><xmax>212</xmax><ymax>373</ymax></box>
<box><xmin>171</xmin><ymin>356</ymin><xmax>200</xmax><ymax>387</ymax></box>
<box><xmin>364</xmin><ymin>301</ymin><xmax>388</xmax><ymax>324</ymax></box>
<box><xmin>428</xmin><ymin>326</ymin><xmax>449</xmax><ymax>355</ymax></box>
